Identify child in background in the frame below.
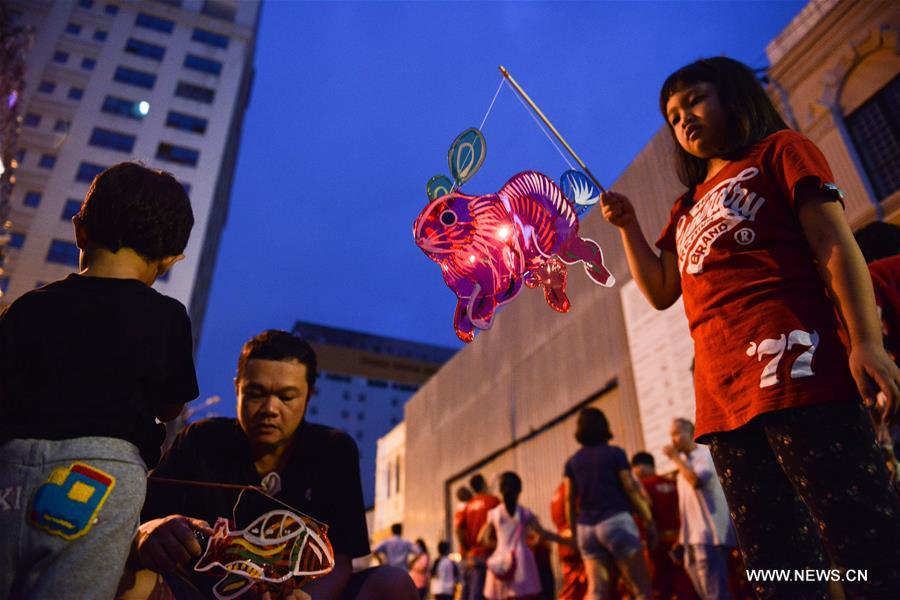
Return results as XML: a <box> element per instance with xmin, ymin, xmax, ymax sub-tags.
<box><xmin>431</xmin><ymin>540</ymin><xmax>459</xmax><ymax>600</ymax></box>
<box><xmin>600</xmin><ymin>57</ymin><xmax>900</xmax><ymax>598</ymax></box>
<box><xmin>410</xmin><ymin>538</ymin><xmax>431</xmax><ymax>599</ymax></box>
<box><xmin>0</xmin><ymin>162</ymin><xmax>199</xmax><ymax>598</ymax></box>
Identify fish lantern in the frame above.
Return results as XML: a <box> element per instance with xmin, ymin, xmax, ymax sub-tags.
<box><xmin>414</xmin><ymin>128</ymin><xmax>615</xmax><ymax>343</ymax></box>
<box><xmin>195</xmin><ymin>509</ymin><xmax>335</xmax><ymax>600</ymax></box>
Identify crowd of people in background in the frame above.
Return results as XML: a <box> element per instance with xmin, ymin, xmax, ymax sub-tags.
<box><xmin>385</xmin><ymin>407</ymin><xmax>759</xmax><ymax>600</ymax></box>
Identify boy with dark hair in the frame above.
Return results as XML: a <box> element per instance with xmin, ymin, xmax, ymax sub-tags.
<box><xmin>0</xmin><ymin>161</ymin><xmax>199</xmax><ymax>598</ymax></box>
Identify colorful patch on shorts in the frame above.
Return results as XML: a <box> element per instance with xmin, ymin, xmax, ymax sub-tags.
<box><xmin>29</xmin><ymin>462</ymin><xmax>116</xmax><ymax>540</ymax></box>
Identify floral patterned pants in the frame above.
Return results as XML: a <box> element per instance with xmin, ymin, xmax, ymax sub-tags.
<box><xmin>707</xmin><ymin>402</ymin><xmax>900</xmax><ymax>600</ymax></box>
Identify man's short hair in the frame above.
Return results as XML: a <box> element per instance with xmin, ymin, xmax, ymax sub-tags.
<box><xmin>237</xmin><ymin>330</ymin><xmax>318</xmax><ymax>389</ymax></box>
<box><xmin>77</xmin><ymin>162</ymin><xmax>193</xmax><ymax>260</ymax></box>
<box><xmin>469</xmin><ymin>474</ymin><xmax>486</xmax><ymax>493</ymax></box>
<box><xmin>673</xmin><ymin>418</ymin><xmax>695</xmax><ymax>435</ymax></box>
<box><xmin>632</xmin><ymin>451</ymin><xmax>655</xmax><ymax>467</ymax></box>
<box><xmin>391</xmin><ymin>523</ymin><xmax>402</xmax><ymax>536</ymax></box>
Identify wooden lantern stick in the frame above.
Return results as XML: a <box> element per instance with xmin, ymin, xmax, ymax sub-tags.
<box><xmin>499</xmin><ymin>65</ymin><xmax>607</xmax><ymax>194</ymax></box>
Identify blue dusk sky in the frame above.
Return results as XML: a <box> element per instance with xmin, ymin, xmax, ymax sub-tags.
<box><xmin>194</xmin><ymin>0</ymin><xmax>805</xmax><ymax>418</ymax></box>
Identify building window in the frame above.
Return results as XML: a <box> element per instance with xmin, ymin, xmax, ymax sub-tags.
<box><xmin>23</xmin><ymin>113</ymin><xmax>40</xmax><ymax>127</ymax></box>
<box><xmin>76</xmin><ymin>162</ymin><xmax>107</xmax><ymax>183</ymax></box>
<box><xmin>135</xmin><ymin>12</ymin><xmax>175</xmax><ymax>34</ymax></box>
<box><xmin>309</xmin><ymin>406</ymin><xmax>319</xmax><ymax>416</ymax></box>
<box><xmin>357</xmin><ymin>411</ymin><xmax>365</xmax><ymax>421</ymax></box>
<box><xmin>78</xmin><ymin>0</ymin><xmax>94</xmax><ymax>8</ymax></box>
<box><xmin>114</xmin><ymin>66</ymin><xmax>156</xmax><ymax>89</ymax></box>
<box><xmin>47</xmin><ymin>240</ymin><xmax>80</xmax><ymax>267</ymax></box>
<box><xmin>390</xmin><ymin>398</ymin><xmax>399</xmax><ymax>407</ymax></box>
<box><xmin>68</xmin><ymin>87</ymin><xmax>84</xmax><ymax>101</ymax></box>
<box><xmin>39</xmin><ymin>154</ymin><xmax>57</xmax><ymax>169</ymax></box>
<box><xmin>24</xmin><ymin>191</ymin><xmax>42</xmax><ymax>207</ymax></box>
<box><xmin>93</xmin><ymin>29</ymin><xmax>108</xmax><ymax>42</ymax></box>
<box><xmin>102</xmin><ymin>96</ymin><xmax>146</xmax><ymax>120</ymax></box>
<box><xmin>0</xmin><ymin>277</ymin><xmax>9</xmax><ymax>294</ymax></box>
<box><xmin>201</xmin><ymin>0</ymin><xmax>237</xmax><ymax>22</ymax></box>
<box><xmin>156</xmin><ymin>143</ymin><xmax>199</xmax><ymax>167</ymax></box>
<box><xmin>9</xmin><ymin>232</ymin><xmax>25</xmax><ymax>249</ymax></box>
<box><xmin>326</xmin><ymin>373</ymin><xmax>352</xmax><ymax>383</ymax></box>
<box><xmin>125</xmin><ymin>38</ymin><xmax>166</xmax><ymax>61</ymax></box>
<box><xmin>191</xmin><ymin>28</ymin><xmax>229</xmax><ymax>49</ymax></box>
<box><xmin>66</xmin><ymin>22</ymin><xmax>82</xmax><ymax>35</ymax></box>
<box><xmin>391</xmin><ymin>416</ymin><xmax>399</xmax><ymax>425</ymax></box>
<box><xmin>183</xmin><ymin>54</ymin><xmax>222</xmax><ymax>76</ymax></box>
<box><xmin>15</xmin><ymin>148</ymin><xmax>25</xmax><ymax>163</ymax></box>
<box><xmin>54</xmin><ymin>119</ymin><xmax>70</xmax><ymax>132</ymax></box>
<box><xmin>165</xmin><ymin>111</ymin><xmax>207</xmax><ymax>134</ymax></box>
<box><xmin>104</xmin><ymin>4</ymin><xmax>119</xmax><ymax>15</ymax></box>
<box><xmin>366</xmin><ymin>379</ymin><xmax>388</xmax><ymax>389</ymax></box>
<box><xmin>62</xmin><ymin>199</ymin><xmax>83</xmax><ymax>220</ymax></box>
<box><xmin>340</xmin><ymin>409</ymin><xmax>349</xmax><ymax>419</ymax></box>
<box><xmin>89</xmin><ymin>128</ymin><xmax>136</xmax><ymax>153</ymax></box>
<box><xmin>174</xmin><ymin>81</ymin><xmax>215</xmax><ymax>104</ymax></box>
<box><xmin>52</xmin><ymin>51</ymin><xmax>69</xmax><ymax>64</ymax></box>
<box><xmin>39</xmin><ymin>81</ymin><xmax>55</xmax><ymax>94</ymax></box>
<box><xmin>846</xmin><ymin>75</ymin><xmax>900</xmax><ymax>202</ymax></box>
<box><xmin>81</xmin><ymin>57</ymin><xmax>96</xmax><ymax>70</ymax></box>
<box><xmin>355</xmin><ymin>431</ymin><xmax>364</xmax><ymax>440</ymax></box>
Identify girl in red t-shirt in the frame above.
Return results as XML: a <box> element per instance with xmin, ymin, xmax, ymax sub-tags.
<box><xmin>600</xmin><ymin>56</ymin><xmax>900</xmax><ymax>599</ymax></box>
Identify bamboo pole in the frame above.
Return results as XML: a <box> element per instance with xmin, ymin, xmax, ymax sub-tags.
<box><xmin>499</xmin><ymin>65</ymin><xmax>606</xmax><ymax>193</ymax></box>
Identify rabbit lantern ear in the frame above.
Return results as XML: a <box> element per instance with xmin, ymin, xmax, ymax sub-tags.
<box><xmin>448</xmin><ymin>128</ymin><xmax>486</xmax><ymax>186</ymax></box>
<box><xmin>426</xmin><ymin>175</ymin><xmax>454</xmax><ymax>201</ymax></box>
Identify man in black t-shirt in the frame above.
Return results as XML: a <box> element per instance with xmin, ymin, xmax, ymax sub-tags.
<box><xmin>123</xmin><ymin>330</ymin><xmax>417</xmax><ymax>600</ymax></box>
<box><xmin>0</xmin><ymin>162</ymin><xmax>198</xmax><ymax>600</ymax></box>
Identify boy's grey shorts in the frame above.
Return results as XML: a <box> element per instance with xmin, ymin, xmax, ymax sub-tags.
<box><xmin>0</xmin><ymin>437</ymin><xmax>147</xmax><ymax>599</ymax></box>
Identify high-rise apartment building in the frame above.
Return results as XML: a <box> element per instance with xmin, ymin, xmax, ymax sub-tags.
<box><xmin>292</xmin><ymin>320</ymin><xmax>456</xmax><ymax>506</ymax></box>
<box><xmin>3</xmin><ymin>0</ymin><xmax>260</xmax><ymax>346</ymax></box>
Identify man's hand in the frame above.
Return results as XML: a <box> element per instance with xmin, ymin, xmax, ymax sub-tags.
<box><xmin>135</xmin><ymin>515</ymin><xmax>213</xmax><ymax>573</ymax></box>
<box><xmin>662</xmin><ymin>445</ymin><xmax>678</xmax><ymax>459</ymax></box>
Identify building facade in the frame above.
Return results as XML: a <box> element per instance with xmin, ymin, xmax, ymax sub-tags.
<box><xmin>398</xmin><ymin>0</ymin><xmax>899</xmax><ymax>561</ymax></box>
<box><xmin>3</xmin><ymin>0</ymin><xmax>261</xmax><ymax>347</ymax></box>
<box><xmin>292</xmin><ymin>320</ymin><xmax>455</xmax><ymax>507</ymax></box>
<box><xmin>373</xmin><ymin>421</ymin><xmax>406</xmax><ymax>543</ymax></box>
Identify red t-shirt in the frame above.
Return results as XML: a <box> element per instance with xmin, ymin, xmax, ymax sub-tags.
<box><xmin>550</xmin><ymin>482</ymin><xmax>580</xmax><ymax>562</ymax></box>
<box><xmin>656</xmin><ymin>130</ymin><xmax>858</xmax><ymax>440</ymax></box>
<box><xmin>640</xmin><ymin>473</ymin><xmax>680</xmax><ymax>534</ymax></box>
<box><xmin>869</xmin><ymin>255</ymin><xmax>900</xmax><ymax>362</ymax></box>
<box><xmin>461</xmin><ymin>493</ymin><xmax>500</xmax><ymax>558</ymax></box>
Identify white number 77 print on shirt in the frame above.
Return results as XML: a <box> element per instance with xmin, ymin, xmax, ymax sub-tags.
<box><xmin>746</xmin><ymin>330</ymin><xmax>820</xmax><ymax>388</ymax></box>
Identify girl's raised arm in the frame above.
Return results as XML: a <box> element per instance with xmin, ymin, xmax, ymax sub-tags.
<box><xmin>600</xmin><ymin>191</ymin><xmax>682</xmax><ymax>309</ymax></box>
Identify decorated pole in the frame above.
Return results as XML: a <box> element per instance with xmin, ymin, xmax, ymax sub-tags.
<box><xmin>499</xmin><ymin>65</ymin><xmax>606</xmax><ymax>194</ymax></box>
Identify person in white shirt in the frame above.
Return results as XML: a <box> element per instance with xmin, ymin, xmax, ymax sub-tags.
<box><xmin>664</xmin><ymin>418</ymin><xmax>736</xmax><ymax>600</ymax></box>
<box><xmin>374</xmin><ymin>523</ymin><xmax>422</xmax><ymax>571</ymax></box>
<box><xmin>430</xmin><ymin>540</ymin><xmax>459</xmax><ymax>600</ymax></box>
